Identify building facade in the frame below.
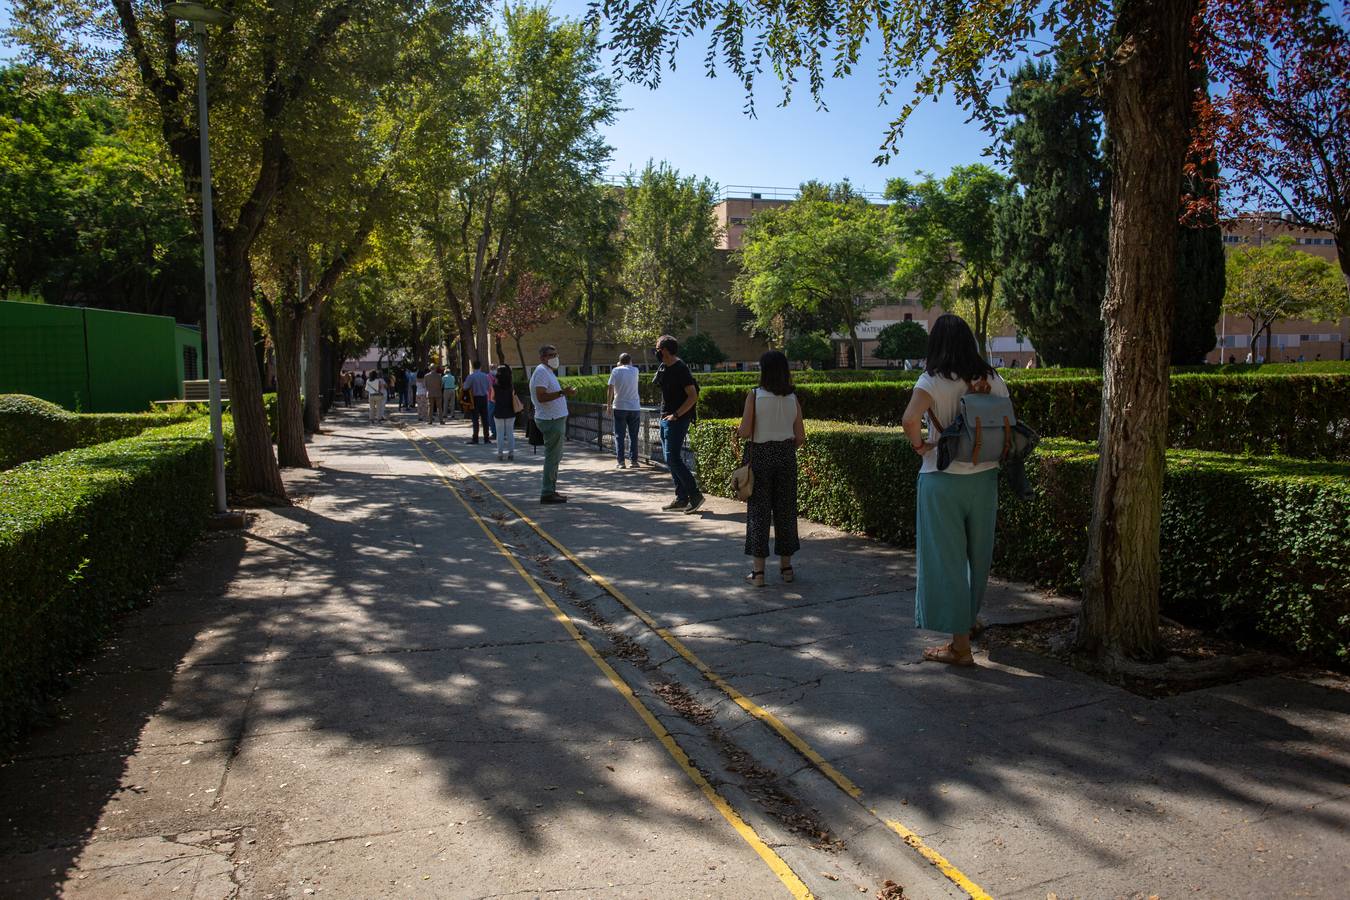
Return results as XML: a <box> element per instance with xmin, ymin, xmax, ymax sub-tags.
<box><xmin>494</xmin><ymin>194</ymin><xmax>1349</xmax><ymax>373</ymax></box>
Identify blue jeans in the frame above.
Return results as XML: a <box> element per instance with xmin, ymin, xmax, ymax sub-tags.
<box><xmin>613</xmin><ymin>409</ymin><xmax>640</xmax><ymax>462</ymax></box>
<box><xmin>660</xmin><ymin>416</ymin><xmax>698</xmax><ymax>501</ymax></box>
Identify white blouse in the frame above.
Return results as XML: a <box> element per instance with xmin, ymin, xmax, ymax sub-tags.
<box><xmin>752</xmin><ymin>388</ymin><xmax>798</xmax><ymax>442</ymax></box>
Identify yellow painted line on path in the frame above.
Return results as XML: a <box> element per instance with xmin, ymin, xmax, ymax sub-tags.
<box><xmin>413</xmin><ymin>426</ymin><xmax>994</xmax><ymax>900</ymax></box>
<box><xmin>401</xmin><ymin>432</ymin><xmax>814</xmax><ymax>900</ymax></box>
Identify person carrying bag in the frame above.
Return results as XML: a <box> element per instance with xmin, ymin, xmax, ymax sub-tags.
<box><xmin>900</xmin><ymin>313</ymin><xmax>1021</xmax><ymax>668</ymax></box>
<box><xmin>735</xmin><ymin>350</ymin><xmax>805</xmax><ymax>588</ymax></box>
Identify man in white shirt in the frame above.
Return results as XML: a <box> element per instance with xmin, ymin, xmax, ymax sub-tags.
<box><xmin>529</xmin><ymin>344</ymin><xmax>575</xmax><ymax>503</ymax></box>
<box><xmin>605</xmin><ymin>352</ymin><xmax>642</xmax><ymax>469</ymax></box>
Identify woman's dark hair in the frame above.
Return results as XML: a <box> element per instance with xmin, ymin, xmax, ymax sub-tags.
<box><xmin>757</xmin><ymin>350</ymin><xmax>794</xmax><ymax>396</ymax></box>
<box><xmin>495</xmin><ymin>364</ymin><xmax>512</xmax><ymax>397</ymax></box>
<box><xmin>924</xmin><ymin>314</ymin><xmax>995</xmax><ymax>381</ymax></box>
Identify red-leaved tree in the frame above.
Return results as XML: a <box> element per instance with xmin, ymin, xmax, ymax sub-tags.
<box><xmin>491</xmin><ymin>273</ymin><xmax>556</xmax><ymax>379</ymax></box>
<box><xmin>1201</xmin><ymin>0</ymin><xmax>1350</xmax><ymax>289</ymax></box>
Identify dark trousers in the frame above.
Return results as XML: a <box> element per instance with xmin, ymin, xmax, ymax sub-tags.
<box><xmin>744</xmin><ymin>440</ymin><xmax>800</xmax><ymax>558</ymax></box>
<box><xmin>471</xmin><ymin>395</ymin><xmax>490</xmax><ymax>441</ymax></box>
<box><xmin>660</xmin><ymin>416</ymin><xmax>698</xmax><ymax>501</ymax></box>
<box><xmin>613</xmin><ymin>409</ymin><xmax>640</xmax><ymax>462</ymax></box>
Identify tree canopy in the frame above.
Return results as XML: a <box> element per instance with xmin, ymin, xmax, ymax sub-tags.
<box><xmin>889</xmin><ymin>165</ymin><xmax>1013</xmax><ymax>357</ymax></box>
<box><xmin>617</xmin><ymin>160</ymin><xmax>721</xmax><ymax>345</ymax></box>
<box><xmin>734</xmin><ymin>181</ymin><xmax>892</xmax><ymax>368</ymax></box>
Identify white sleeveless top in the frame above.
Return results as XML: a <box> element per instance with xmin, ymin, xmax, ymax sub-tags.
<box><xmin>752</xmin><ymin>388</ymin><xmax>798</xmax><ymax>442</ymax></box>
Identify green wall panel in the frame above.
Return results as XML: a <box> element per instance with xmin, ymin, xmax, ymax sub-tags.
<box><xmin>0</xmin><ymin>301</ymin><xmax>92</xmax><ymax>409</ymax></box>
<box><xmin>83</xmin><ymin>308</ymin><xmax>178</xmax><ymax>412</ymax></box>
<box><xmin>1</xmin><ymin>301</ymin><xmax>185</xmax><ymax>412</ymax></box>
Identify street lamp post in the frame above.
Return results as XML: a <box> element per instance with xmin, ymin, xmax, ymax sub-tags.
<box><xmin>167</xmin><ymin>2</ymin><xmax>232</xmax><ymax>518</ymax></box>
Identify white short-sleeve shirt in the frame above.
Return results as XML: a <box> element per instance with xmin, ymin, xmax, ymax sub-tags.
<box><xmin>914</xmin><ymin>371</ymin><xmax>1009</xmax><ymax>476</ymax></box>
<box><xmin>607</xmin><ymin>365</ymin><xmax>641</xmax><ymax>411</ymax></box>
<box><xmin>530</xmin><ymin>364</ymin><xmax>568</xmax><ymax>420</ymax></box>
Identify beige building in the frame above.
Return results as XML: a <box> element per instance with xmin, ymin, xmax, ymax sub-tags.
<box><xmin>1208</xmin><ymin>215</ymin><xmax>1347</xmax><ymax>363</ymax></box>
<box><xmin>508</xmin><ymin>191</ymin><xmax>1347</xmax><ymax>373</ymax></box>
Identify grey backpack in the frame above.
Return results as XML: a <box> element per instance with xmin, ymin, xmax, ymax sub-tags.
<box><xmin>933</xmin><ymin>384</ymin><xmax>1040</xmax><ymax>497</ymax></box>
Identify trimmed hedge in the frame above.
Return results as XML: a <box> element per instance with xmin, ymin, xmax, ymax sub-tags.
<box><xmin>0</xmin><ymin>394</ymin><xmax>197</xmax><ymax>470</ymax></box>
<box><xmin>691</xmin><ymin>419</ymin><xmax>1350</xmax><ymax>662</ymax></box>
<box><xmin>0</xmin><ymin>418</ymin><xmax>231</xmax><ymax>748</ymax></box>
<box><xmin>559</xmin><ymin>366</ymin><xmax>1106</xmax><ymax>405</ymax></box>
<box><xmin>695</xmin><ymin>373</ymin><xmax>1350</xmax><ymax>460</ymax></box>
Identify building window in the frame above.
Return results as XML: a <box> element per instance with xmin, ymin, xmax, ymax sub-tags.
<box><xmin>735</xmin><ymin>305</ymin><xmax>754</xmax><ymax>323</ymax></box>
<box><xmin>904</xmin><ymin>313</ymin><xmax>912</xmax><ymax>321</ymax></box>
<box><xmin>182</xmin><ymin>346</ymin><xmax>199</xmax><ymax>381</ymax></box>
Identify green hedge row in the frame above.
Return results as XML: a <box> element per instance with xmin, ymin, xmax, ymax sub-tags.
<box><xmin>0</xmin><ymin>418</ymin><xmax>231</xmax><ymax>748</ymax></box>
<box><xmin>0</xmin><ymin>394</ymin><xmax>198</xmax><ymax>470</ymax></box>
<box><xmin>694</xmin><ymin>373</ymin><xmax>1350</xmax><ymax>460</ymax></box>
<box><xmin>558</xmin><ymin>366</ymin><xmax>1108</xmax><ymax>404</ymax></box>
<box><xmin>690</xmin><ymin>420</ymin><xmax>1350</xmax><ymax>662</ymax></box>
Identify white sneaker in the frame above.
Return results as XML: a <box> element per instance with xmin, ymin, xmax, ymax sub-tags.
<box><xmin>616</xmin><ymin>461</ymin><xmax>626</xmax><ymax>468</ymax></box>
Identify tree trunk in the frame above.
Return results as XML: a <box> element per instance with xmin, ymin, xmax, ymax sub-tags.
<box><xmin>302</xmin><ymin>300</ymin><xmax>323</xmax><ymax>435</ymax></box>
<box><xmin>1263</xmin><ymin>323</ymin><xmax>1274</xmax><ymax>363</ymax></box>
<box><xmin>582</xmin><ymin>288</ymin><xmax>597</xmax><ymax>369</ymax></box>
<box><xmin>1076</xmin><ymin>0</ymin><xmax>1197</xmax><ymax>663</ymax></box>
<box><xmin>848</xmin><ymin>322</ymin><xmax>863</xmax><ymax>369</ymax></box>
<box><xmin>274</xmin><ymin>302</ymin><xmax>310</xmax><ymax>468</ymax></box>
<box><xmin>515</xmin><ymin>336</ymin><xmax>533</xmax><ymax>410</ymax></box>
<box><xmin>218</xmin><ymin>257</ymin><xmax>287</xmax><ymax>500</ymax></box>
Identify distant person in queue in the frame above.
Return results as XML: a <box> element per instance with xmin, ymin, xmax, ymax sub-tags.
<box><xmin>494</xmin><ymin>364</ymin><xmax>518</xmax><ymax>462</ymax></box>
<box><xmin>653</xmin><ymin>335</ymin><xmax>702</xmax><ymax>512</ymax></box>
<box><xmin>900</xmin><ymin>313</ymin><xmax>1009</xmax><ymax>667</ymax></box>
<box><xmin>463</xmin><ymin>361</ymin><xmax>493</xmax><ymax>444</ymax></box>
<box><xmin>606</xmin><ymin>352</ymin><xmax>642</xmax><ymax>469</ymax></box>
<box><xmin>530</xmin><ymin>344</ymin><xmax>575</xmax><ymax>503</ymax></box>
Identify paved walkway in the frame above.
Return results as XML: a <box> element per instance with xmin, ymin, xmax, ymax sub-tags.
<box><xmin>2</xmin><ymin>407</ymin><xmax>1347</xmax><ymax>899</ymax></box>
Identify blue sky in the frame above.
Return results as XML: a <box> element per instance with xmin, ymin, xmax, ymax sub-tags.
<box><xmin>550</xmin><ymin>2</ymin><xmax>999</xmax><ymax>192</ymax></box>
<box><xmin>0</xmin><ymin>2</ymin><xmax>996</xmax><ymax>190</ymax></box>
<box><xmin>592</xmin><ymin>53</ymin><xmax>998</xmax><ymax>194</ymax></box>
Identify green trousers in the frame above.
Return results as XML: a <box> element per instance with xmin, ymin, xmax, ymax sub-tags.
<box><xmin>915</xmin><ymin>468</ymin><xmax>998</xmax><ymax>634</ymax></box>
<box><xmin>537</xmin><ymin>416</ymin><xmax>567</xmax><ymax>497</ymax></box>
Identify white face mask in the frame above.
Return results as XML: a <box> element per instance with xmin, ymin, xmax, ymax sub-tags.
<box><xmin>546</xmin><ymin>356</ymin><xmax>560</xmax><ymax>371</ymax></box>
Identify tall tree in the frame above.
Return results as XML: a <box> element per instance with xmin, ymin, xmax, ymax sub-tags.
<box><xmin>1224</xmin><ymin>236</ymin><xmax>1346</xmax><ymax>359</ymax></box>
<box><xmin>994</xmin><ymin>55</ymin><xmax>1108</xmax><ymax>367</ymax></box>
<box><xmin>1202</xmin><ymin>0</ymin><xmax>1350</xmax><ymax>292</ymax></box>
<box><xmin>734</xmin><ymin>181</ymin><xmax>892</xmax><ymax>368</ymax></box>
<box><xmin>491</xmin><ymin>271</ymin><xmax>555</xmax><ymax>375</ymax></box>
<box><xmin>8</xmin><ymin>0</ymin><xmax>480</xmax><ymax>500</ymax></box>
<box><xmin>409</xmin><ymin>6</ymin><xmax>617</xmax><ymax>369</ymax></box>
<box><xmin>0</xmin><ymin>65</ymin><xmax>200</xmax><ymax>319</ymax></box>
<box><xmin>617</xmin><ymin>160</ymin><xmax>721</xmax><ymax>345</ymax></box>
<box><xmin>889</xmin><ymin>165</ymin><xmax>1014</xmax><ymax>357</ymax></box>
<box><xmin>545</xmin><ymin>181</ymin><xmax>625</xmax><ymax>369</ymax></box>
<box><xmin>596</xmin><ymin>0</ymin><xmax>1204</xmax><ymax>663</ymax></box>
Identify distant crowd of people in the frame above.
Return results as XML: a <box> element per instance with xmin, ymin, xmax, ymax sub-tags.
<box><xmin>337</xmin><ymin>316</ymin><xmax>1016</xmax><ymax>668</ymax></box>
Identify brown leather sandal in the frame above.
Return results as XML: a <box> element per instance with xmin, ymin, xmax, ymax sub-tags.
<box><xmin>922</xmin><ymin>643</ymin><xmax>976</xmax><ymax>667</ymax></box>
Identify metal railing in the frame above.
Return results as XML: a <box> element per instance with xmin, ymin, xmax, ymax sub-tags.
<box><xmin>563</xmin><ymin>402</ymin><xmax>695</xmax><ymax>471</ymax></box>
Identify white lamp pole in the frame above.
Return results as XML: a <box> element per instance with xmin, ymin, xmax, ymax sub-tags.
<box><xmin>168</xmin><ymin>2</ymin><xmax>231</xmax><ymax>515</ymax></box>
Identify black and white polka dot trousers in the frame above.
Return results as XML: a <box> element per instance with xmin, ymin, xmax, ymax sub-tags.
<box><xmin>744</xmin><ymin>439</ymin><xmax>801</xmax><ymax>559</ymax></box>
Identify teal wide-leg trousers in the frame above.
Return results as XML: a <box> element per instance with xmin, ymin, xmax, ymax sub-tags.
<box><xmin>914</xmin><ymin>468</ymin><xmax>998</xmax><ymax>634</ymax></box>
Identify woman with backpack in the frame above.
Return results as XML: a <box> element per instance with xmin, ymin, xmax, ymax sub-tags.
<box><xmin>900</xmin><ymin>314</ymin><xmax>1010</xmax><ymax>667</ymax></box>
<box><xmin>736</xmin><ymin>350</ymin><xmax>805</xmax><ymax>587</ymax></box>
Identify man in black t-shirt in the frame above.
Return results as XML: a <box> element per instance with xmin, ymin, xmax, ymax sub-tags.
<box><xmin>652</xmin><ymin>335</ymin><xmax>703</xmax><ymax>512</ymax></box>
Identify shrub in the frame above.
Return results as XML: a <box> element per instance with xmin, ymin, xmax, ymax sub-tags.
<box><xmin>875</xmin><ymin>321</ymin><xmax>929</xmax><ymax>361</ymax></box>
<box><xmin>695</xmin><ymin>373</ymin><xmax>1350</xmax><ymax>459</ymax></box>
<box><xmin>690</xmin><ymin>420</ymin><xmax>1350</xmax><ymax>662</ymax></box>
<box><xmin>0</xmin><ymin>418</ymin><xmax>231</xmax><ymax>748</ymax></box>
<box><xmin>0</xmin><ymin>394</ymin><xmax>196</xmax><ymax>470</ymax></box>
<box><xmin>682</xmin><ymin>332</ymin><xmax>728</xmax><ymax>367</ymax></box>
<box><xmin>785</xmin><ymin>333</ymin><xmax>834</xmax><ymax>367</ymax></box>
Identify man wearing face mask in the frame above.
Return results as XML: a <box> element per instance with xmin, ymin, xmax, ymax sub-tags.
<box><xmin>530</xmin><ymin>344</ymin><xmax>576</xmax><ymax>504</ymax></box>
<box><xmin>652</xmin><ymin>335</ymin><xmax>703</xmax><ymax>512</ymax></box>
